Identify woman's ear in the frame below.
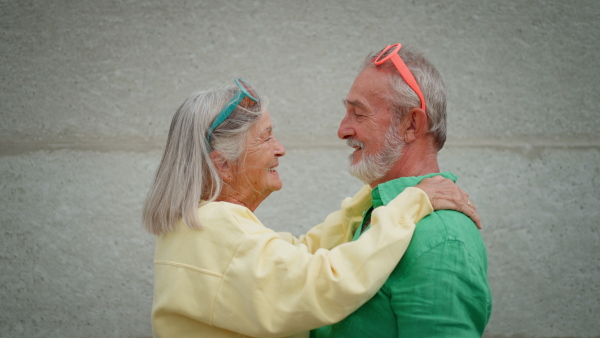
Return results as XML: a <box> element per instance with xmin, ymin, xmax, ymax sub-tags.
<box><xmin>210</xmin><ymin>151</ymin><xmax>231</xmax><ymax>179</ymax></box>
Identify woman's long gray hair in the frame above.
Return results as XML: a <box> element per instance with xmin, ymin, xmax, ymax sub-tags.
<box><xmin>143</xmin><ymin>81</ymin><xmax>266</xmax><ymax>235</ymax></box>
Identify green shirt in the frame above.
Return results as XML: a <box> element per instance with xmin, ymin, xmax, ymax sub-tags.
<box><xmin>312</xmin><ymin>172</ymin><xmax>492</xmax><ymax>337</ymax></box>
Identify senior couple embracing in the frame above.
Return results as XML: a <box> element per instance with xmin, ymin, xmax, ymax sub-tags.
<box><xmin>143</xmin><ymin>43</ymin><xmax>492</xmax><ymax>338</ymax></box>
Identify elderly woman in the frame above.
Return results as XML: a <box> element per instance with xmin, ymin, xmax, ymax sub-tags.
<box><xmin>143</xmin><ymin>78</ymin><xmax>478</xmax><ymax>338</ymax></box>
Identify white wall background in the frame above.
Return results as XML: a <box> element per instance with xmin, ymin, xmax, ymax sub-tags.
<box><xmin>1</xmin><ymin>1</ymin><xmax>599</xmax><ymax>337</ymax></box>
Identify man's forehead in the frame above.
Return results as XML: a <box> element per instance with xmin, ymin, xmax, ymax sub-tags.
<box><xmin>348</xmin><ymin>68</ymin><xmax>390</xmax><ymax>102</ymax></box>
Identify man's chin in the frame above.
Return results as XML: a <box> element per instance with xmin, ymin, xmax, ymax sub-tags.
<box><xmin>348</xmin><ymin>157</ymin><xmax>362</xmax><ymax>174</ymax></box>
<box><xmin>348</xmin><ymin>151</ymin><xmax>364</xmax><ymax>166</ymax></box>
<box><xmin>349</xmin><ymin>163</ymin><xmax>371</xmax><ymax>185</ymax></box>
<box><xmin>348</xmin><ymin>157</ymin><xmax>388</xmax><ymax>186</ymax></box>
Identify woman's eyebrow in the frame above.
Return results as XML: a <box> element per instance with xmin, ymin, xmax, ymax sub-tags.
<box><xmin>259</xmin><ymin>126</ymin><xmax>273</xmax><ymax>137</ymax></box>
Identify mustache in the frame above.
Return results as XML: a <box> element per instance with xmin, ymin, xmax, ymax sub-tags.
<box><xmin>346</xmin><ymin>138</ymin><xmax>365</xmax><ymax>149</ymax></box>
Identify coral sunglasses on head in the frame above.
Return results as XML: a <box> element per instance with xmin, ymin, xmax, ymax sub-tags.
<box><xmin>374</xmin><ymin>43</ymin><xmax>426</xmax><ymax>112</ymax></box>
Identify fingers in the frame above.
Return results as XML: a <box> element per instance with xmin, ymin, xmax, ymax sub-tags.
<box><xmin>459</xmin><ymin>188</ymin><xmax>482</xmax><ymax>229</ymax></box>
<box><xmin>416</xmin><ymin>176</ymin><xmax>483</xmax><ymax>229</ymax></box>
<box><xmin>462</xmin><ymin>203</ymin><xmax>482</xmax><ymax>229</ymax></box>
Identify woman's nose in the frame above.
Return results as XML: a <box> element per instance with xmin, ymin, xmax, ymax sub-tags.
<box><xmin>274</xmin><ymin>139</ymin><xmax>286</xmax><ymax>157</ymax></box>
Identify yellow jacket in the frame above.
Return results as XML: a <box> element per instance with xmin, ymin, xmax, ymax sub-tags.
<box><xmin>151</xmin><ymin>186</ymin><xmax>432</xmax><ymax>337</ymax></box>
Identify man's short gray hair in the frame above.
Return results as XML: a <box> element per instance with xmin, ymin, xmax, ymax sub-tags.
<box><xmin>363</xmin><ymin>45</ymin><xmax>447</xmax><ymax>150</ymax></box>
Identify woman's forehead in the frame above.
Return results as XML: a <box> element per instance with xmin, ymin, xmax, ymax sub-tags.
<box><xmin>246</xmin><ymin>111</ymin><xmax>273</xmax><ymax>140</ymax></box>
<box><xmin>255</xmin><ymin>111</ymin><xmax>273</xmax><ymax>132</ymax></box>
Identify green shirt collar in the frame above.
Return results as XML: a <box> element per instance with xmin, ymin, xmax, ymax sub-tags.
<box><xmin>371</xmin><ymin>172</ymin><xmax>457</xmax><ymax>208</ymax></box>
<box><xmin>352</xmin><ymin>172</ymin><xmax>457</xmax><ymax>241</ymax></box>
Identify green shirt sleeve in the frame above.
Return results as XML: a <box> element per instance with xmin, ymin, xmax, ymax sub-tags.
<box><xmin>387</xmin><ymin>220</ymin><xmax>491</xmax><ymax>337</ymax></box>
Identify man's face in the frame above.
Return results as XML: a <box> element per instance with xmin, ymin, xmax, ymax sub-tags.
<box><xmin>338</xmin><ymin>67</ymin><xmax>405</xmax><ymax>185</ymax></box>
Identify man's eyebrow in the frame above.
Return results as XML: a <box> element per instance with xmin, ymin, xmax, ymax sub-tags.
<box><xmin>343</xmin><ymin>99</ymin><xmax>364</xmax><ymax>108</ymax></box>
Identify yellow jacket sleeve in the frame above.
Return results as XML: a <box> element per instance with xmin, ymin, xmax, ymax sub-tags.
<box><xmin>152</xmin><ymin>187</ymin><xmax>432</xmax><ymax>338</ymax></box>
<box><xmin>277</xmin><ymin>185</ymin><xmax>373</xmax><ymax>253</ymax></box>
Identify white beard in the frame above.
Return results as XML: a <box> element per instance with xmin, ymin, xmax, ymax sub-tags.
<box><xmin>348</xmin><ymin>125</ymin><xmax>405</xmax><ymax>185</ymax></box>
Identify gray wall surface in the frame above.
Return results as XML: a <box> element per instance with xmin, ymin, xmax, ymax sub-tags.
<box><xmin>1</xmin><ymin>0</ymin><xmax>599</xmax><ymax>337</ymax></box>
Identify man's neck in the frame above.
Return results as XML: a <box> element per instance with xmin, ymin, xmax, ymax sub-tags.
<box><xmin>369</xmin><ymin>148</ymin><xmax>440</xmax><ymax>189</ymax></box>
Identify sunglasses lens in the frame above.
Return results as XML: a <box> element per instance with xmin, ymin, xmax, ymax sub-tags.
<box><xmin>374</xmin><ymin>44</ymin><xmax>401</xmax><ymax>64</ymax></box>
<box><xmin>238</xmin><ymin>79</ymin><xmax>258</xmax><ymax>101</ymax></box>
<box><xmin>375</xmin><ymin>48</ymin><xmax>392</xmax><ymax>62</ymax></box>
<box><xmin>235</xmin><ymin>79</ymin><xmax>258</xmax><ymax>108</ymax></box>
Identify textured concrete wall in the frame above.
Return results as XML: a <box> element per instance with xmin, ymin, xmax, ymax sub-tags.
<box><xmin>1</xmin><ymin>1</ymin><xmax>599</xmax><ymax>337</ymax></box>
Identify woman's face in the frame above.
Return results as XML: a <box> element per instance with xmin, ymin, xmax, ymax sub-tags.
<box><xmin>229</xmin><ymin>111</ymin><xmax>286</xmax><ymax>205</ymax></box>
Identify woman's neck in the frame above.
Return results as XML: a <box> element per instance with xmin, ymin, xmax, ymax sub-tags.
<box><xmin>216</xmin><ymin>187</ymin><xmax>268</xmax><ymax>212</ymax></box>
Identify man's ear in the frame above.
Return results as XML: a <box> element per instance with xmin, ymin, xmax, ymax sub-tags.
<box><xmin>209</xmin><ymin>151</ymin><xmax>231</xmax><ymax>179</ymax></box>
<box><xmin>401</xmin><ymin>108</ymin><xmax>429</xmax><ymax>143</ymax></box>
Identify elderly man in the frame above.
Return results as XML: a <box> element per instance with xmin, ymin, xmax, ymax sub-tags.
<box><xmin>311</xmin><ymin>44</ymin><xmax>492</xmax><ymax>337</ymax></box>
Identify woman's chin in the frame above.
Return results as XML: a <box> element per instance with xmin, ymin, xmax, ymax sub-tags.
<box><xmin>271</xmin><ymin>182</ymin><xmax>283</xmax><ymax>192</ymax></box>
<box><xmin>270</xmin><ymin>179</ymin><xmax>283</xmax><ymax>192</ymax></box>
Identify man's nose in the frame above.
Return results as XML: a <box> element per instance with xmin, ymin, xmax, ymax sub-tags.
<box><xmin>337</xmin><ymin>115</ymin><xmax>355</xmax><ymax>140</ymax></box>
